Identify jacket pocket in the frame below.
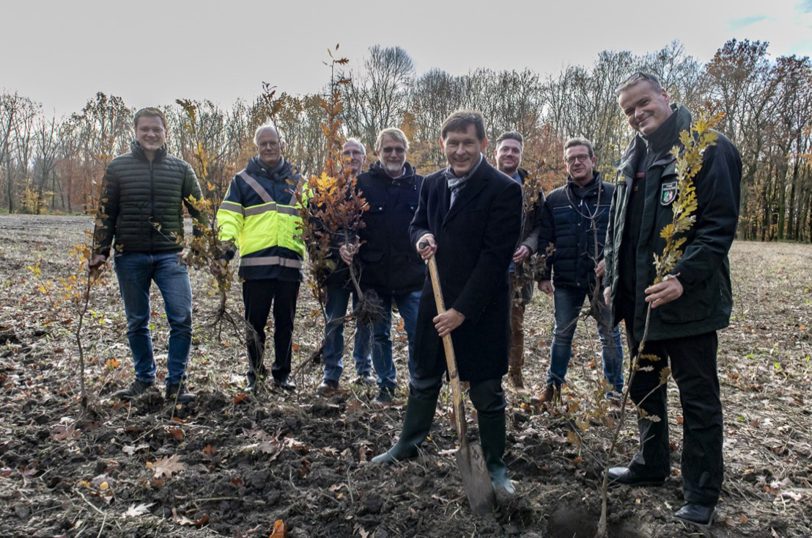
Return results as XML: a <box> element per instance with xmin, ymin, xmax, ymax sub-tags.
<box><xmin>656</xmin><ymin>275</ymin><xmax>714</xmax><ymax>324</ymax></box>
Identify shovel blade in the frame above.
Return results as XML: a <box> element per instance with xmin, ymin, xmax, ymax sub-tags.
<box><xmin>456</xmin><ymin>441</ymin><xmax>495</xmax><ymax>515</ymax></box>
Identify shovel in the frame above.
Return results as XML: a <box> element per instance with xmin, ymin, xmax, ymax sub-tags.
<box><xmin>424</xmin><ymin>253</ymin><xmax>495</xmax><ymax>515</ymax></box>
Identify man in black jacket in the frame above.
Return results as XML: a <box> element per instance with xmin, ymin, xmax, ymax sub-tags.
<box><xmin>90</xmin><ymin>107</ymin><xmax>204</xmax><ymax>403</ymax></box>
<box><xmin>603</xmin><ymin>73</ymin><xmax>741</xmax><ymax>528</ymax></box>
<box><xmin>372</xmin><ymin>111</ymin><xmax>522</xmax><ymax>502</ymax></box>
<box><xmin>536</xmin><ymin>138</ymin><xmax>623</xmax><ymax>403</ymax></box>
<box><xmin>317</xmin><ymin>139</ymin><xmax>373</xmax><ymax>396</ymax></box>
<box><xmin>494</xmin><ymin>131</ymin><xmax>543</xmax><ymax>388</ymax></box>
<box><xmin>339</xmin><ymin>128</ymin><xmax>424</xmax><ymax>403</ymax></box>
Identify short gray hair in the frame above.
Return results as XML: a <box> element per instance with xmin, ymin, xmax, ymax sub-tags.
<box><xmin>615</xmin><ymin>72</ymin><xmax>664</xmax><ymax>95</ymax></box>
<box><xmin>375</xmin><ymin>128</ymin><xmax>409</xmax><ymax>152</ymax></box>
<box><xmin>343</xmin><ymin>137</ymin><xmax>366</xmax><ymax>155</ymax></box>
<box><xmin>253</xmin><ymin>123</ymin><xmax>281</xmax><ymax>145</ymax></box>
<box><xmin>563</xmin><ymin>137</ymin><xmax>595</xmax><ymax>158</ymax></box>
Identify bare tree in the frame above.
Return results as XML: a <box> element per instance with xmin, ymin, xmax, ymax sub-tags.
<box><xmin>341</xmin><ymin>46</ymin><xmax>415</xmax><ymax>145</ymax></box>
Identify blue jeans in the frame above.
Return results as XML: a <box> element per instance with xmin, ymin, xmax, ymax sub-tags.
<box><xmin>547</xmin><ymin>285</ymin><xmax>624</xmax><ymax>393</ymax></box>
<box><xmin>113</xmin><ymin>252</ymin><xmax>193</xmax><ymax>386</ymax></box>
<box><xmin>362</xmin><ymin>290</ymin><xmax>421</xmax><ymax>390</ymax></box>
<box><xmin>322</xmin><ymin>284</ymin><xmax>372</xmax><ymax>383</ymax></box>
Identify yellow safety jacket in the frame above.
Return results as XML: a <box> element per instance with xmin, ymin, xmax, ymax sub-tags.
<box><xmin>217</xmin><ymin>158</ymin><xmax>307</xmax><ymax>281</ymax></box>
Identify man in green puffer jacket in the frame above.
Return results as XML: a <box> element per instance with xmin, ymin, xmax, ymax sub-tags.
<box><xmin>90</xmin><ymin>107</ymin><xmax>205</xmax><ymax>404</ymax></box>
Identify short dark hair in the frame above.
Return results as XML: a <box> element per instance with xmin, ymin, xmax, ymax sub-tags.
<box><xmin>441</xmin><ymin>110</ymin><xmax>486</xmax><ymax>141</ymax></box>
<box><xmin>133</xmin><ymin>107</ymin><xmax>167</xmax><ymax>130</ymax></box>
<box><xmin>564</xmin><ymin>137</ymin><xmax>594</xmax><ymax>158</ymax></box>
<box><xmin>615</xmin><ymin>72</ymin><xmax>664</xmax><ymax>95</ymax></box>
<box><xmin>495</xmin><ymin>131</ymin><xmax>523</xmax><ymax>147</ymax></box>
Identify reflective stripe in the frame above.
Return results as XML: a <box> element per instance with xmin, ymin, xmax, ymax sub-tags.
<box><xmin>240</xmin><ymin>256</ymin><xmax>303</xmax><ymax>269</ymax></box>
<box><xmin>219</xmin><ymin>200</ymin><xmax>244</xmax><ymax>215</ymax></box>
<box><xmin>238</xmin><ymin>171</ymin><xmax>273</xmax><ymax>203</ymax></box>
<box><xmin>244</xmin><ymin>203</ymin><xmax>299</xmax><ymax>217</ymax></box>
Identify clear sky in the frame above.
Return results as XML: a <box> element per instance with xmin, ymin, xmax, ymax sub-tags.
<box><xmin>2</xmin><ymin>0</ymin><xmax>810</xmax><ymax>117</ymax></box>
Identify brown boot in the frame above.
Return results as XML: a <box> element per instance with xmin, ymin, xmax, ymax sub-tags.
<box><xmin>508</xmin><ymin>371</ymin><xmax>524</xmax><ymax>388</ymax></box>
<box><xmin>538</xmin><ymin>384</ymin><xmax>560</xmax><ymax>405</ymax></box>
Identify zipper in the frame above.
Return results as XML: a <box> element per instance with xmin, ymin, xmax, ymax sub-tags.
<box><xmin>149</xmin><ymin>160</ymin><xmax>155</xmax><ymax>251</ymax></box>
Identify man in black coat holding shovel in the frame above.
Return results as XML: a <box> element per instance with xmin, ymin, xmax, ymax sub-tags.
<box><xmin>371</xmin><ymin>110</ymin><xmax>522</xmax><ymax>503</ymax></box>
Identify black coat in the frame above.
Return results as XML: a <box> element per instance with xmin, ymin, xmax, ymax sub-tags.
<box><xmin>604</xmin><ymin>105</ymin><xmax>742</xmax><ymax>341</ymax></box>
<box><xmin>409</xmin><ymin>159</ymin><xmax>522</xmax><ymax>382</ymax></box>
<box><xmin>357</xmin><ymin>162</ymin><xmax>425</xmax><ymax>295</ymax></box>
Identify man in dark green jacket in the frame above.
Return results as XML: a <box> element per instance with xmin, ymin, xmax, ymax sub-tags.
<box><xmin>90</xmin><ymin>107</ymin><xmax>204</xmax><ymax>404</ymax></box>
<box><xmin>603</xmin><ymin>73</ymin><xmax>741</xmax><ymax>528</ymax></box>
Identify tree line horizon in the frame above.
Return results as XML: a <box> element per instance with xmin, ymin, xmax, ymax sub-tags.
<box><xmin>0</xmin><ymin>38</ymin><xmax>809</xmax><ymax>242</ymax></box>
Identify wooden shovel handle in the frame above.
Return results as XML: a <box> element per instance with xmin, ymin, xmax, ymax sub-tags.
<box><xmin>425</xmin><ymin>254</ymin><xmax>468</xmax><ymax>442</ymax></box>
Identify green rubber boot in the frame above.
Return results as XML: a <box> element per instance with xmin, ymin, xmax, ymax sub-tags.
<box><xmin>371</xmin><ymin>391</ymin><xmax>437</xmax><ymax>464</ymax></box>
<box><xmin>478</xmin><ymin>411</ymin><xmax>515</xmax><ymax>503</ymax></box>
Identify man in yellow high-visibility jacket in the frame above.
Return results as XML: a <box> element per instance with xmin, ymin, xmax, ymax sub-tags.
<box><xmin>217</xmin><ymin>123</ymin><xmax>305</xmax><ymax>391</ymax></box>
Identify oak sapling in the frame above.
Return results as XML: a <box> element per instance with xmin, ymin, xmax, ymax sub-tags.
<box><xmin>295</xmin><ymin>47</ymin><xmax>383</xmax><ymax>364</ymax></box>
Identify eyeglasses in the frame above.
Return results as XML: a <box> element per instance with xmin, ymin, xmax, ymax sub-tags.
<box><xmin>342</xmin><ymin>150</ymin><xmax>364</xmax><ymax>157</ymax></box>
<box><xmin>566</xmin><ymin>154</ymin><xmax>591</xmax><ymax>165</ymax></box>
<box><xmin>382</xmin><ymin>146</ymin><xmax>405</xmax><ymax>154</ymax></box>
<box><xmin>258</xmin><ymin>141</ymin><xmax>280</xmax><ymax>149</ymax></box>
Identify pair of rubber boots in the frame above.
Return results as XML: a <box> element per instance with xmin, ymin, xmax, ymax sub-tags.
<box><xmin>371</xmin><ymin>391</ymin><xmax>515</xmax><ymax>502</ymax></box>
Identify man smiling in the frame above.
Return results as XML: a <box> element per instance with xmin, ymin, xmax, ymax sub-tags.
<box><xmin>90</xmin><ymin>107</ymin><xmax>204</xmax><ymax>404</ymax></box>
<box><xmin>372</xmin><ymin>111</ymin><xmax>522</xmax><ymax>503</ymax></box>
<box><xmin>340</xmin><ymin>128</ymin><xmax>424</xmax><ymax>404</ymax></box>
<box><xmin>603</xmin><ymin>72</ymin><xmax>741</xmax><ymax>528</ymax></box>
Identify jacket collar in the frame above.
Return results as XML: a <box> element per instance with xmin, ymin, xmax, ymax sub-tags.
<box><xmin>368</xmin><ymin>161</ymin><xmax>417</xmax><ymax>183</ymax></box>
<box><xmin>247</xmin><ymin>156</ymin><xmax>292</xmax><ymax>181</ymax></box>
<box><xmin>131</xmin><ymin>141</ymin><xmax>167</xmax><ymax>162</ymax></box>
<box><xmin>443</xmin><ymin>158</ymin><xmax>491</xmax><ymax>225</ymax></box>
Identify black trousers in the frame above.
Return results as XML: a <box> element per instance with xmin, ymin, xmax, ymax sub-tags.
<box><xmin>624</xmin><ymin>324</ymin><xmax>724</xmax><ymax>506</ymax></box>
<box><xmin>243</xmin><ymin>279</ymin><xmax>300</xmax><ymax>382</ymax></box>
<box><xmin>410</xmin><ymin>372</ymin><xmax>506</xmax><ymax>419</ymax></box>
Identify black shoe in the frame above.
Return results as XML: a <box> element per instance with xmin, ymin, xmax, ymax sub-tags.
<box><xmin>355</xmin><ymin>373</ymin><xmax>376</xmax><ymax>386</ymax></box>
<box><xmin>274</xmin><ymin>376</ymin><xmax>296</xmax><ymax>391</ymax></box>
<box><xmin>113</xmin><ymin>379</ymin><xmax>154</xmax><ymax>401</ymax></box>
<box><xmin>374</xmin><ymin>386</ymin><xmax>395</xmax><ymax>404</ymax></box>
<box><xmin>674</xmin><ymin>503</ymin><xmax>715</xmax><ymax>527</ymax></box>
<box><xmin>166</xmin><ymin>383</ymin><xmax>195</xmax><ymax>404</ymax></box>
<box><xmin>316</xmin><ymin>379</ymin><xmax>339</xmax><ymax>396</ymax></box>
<box><xmin>607</xmin><ymin>466</ymin><xmax>666</xmax><ymax>487</ymax></box>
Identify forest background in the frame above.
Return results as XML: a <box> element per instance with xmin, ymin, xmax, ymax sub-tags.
<box><xmin>1</xmin><ymin>38</ymin><xmax>810</xmax><ymax>242</ymax></box>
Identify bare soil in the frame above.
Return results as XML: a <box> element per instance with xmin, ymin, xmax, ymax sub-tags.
<box><xmin>0</xmin><ymin>215</ymin><xmax>809</xmax><ymax>537</ymax></box>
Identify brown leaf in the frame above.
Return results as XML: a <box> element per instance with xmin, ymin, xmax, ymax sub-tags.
<box><xmin>270</xmin><ymin>518</ymin><xmax>287</xmax><ymax>538</ymax></box>
<box><xmin>659</xmin><ymin>367</ymin><xmax>672</xmax><ymax>386</ymax></box>
<box><xmin>152</xmin><ymin>455</ymin><xmax>185</xmax><ymax>479</ymax></box>
<box><xmin>51</xmin><ymin>424</ymin><xmax>80</xmax><ymax>441</ymax></box>
<box><xmin>166</xmin><ymin>426</ymin><xmax>185</xmax><ymax>442</ymax></box>
<box><xmin>202</xmin><ymin>444</ymin><xmax>217</xmax><ymax>457</ymax></box>
<box><xmin>233</xmin><ymin>392</ymin><xmax>249</xmax><ymax>405</ymax></box>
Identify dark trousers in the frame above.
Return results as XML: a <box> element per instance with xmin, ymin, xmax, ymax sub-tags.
<box><xmin>625</xmin><ymin>324</ymin><xmax>724</xmax><ymax>506</ymax></box>
<box><xmin>410</xmin><ymin>372</ymin><xmax>506</xmax><ymax>421</ymax></box>
<box><xmin>243</xmin><ymin>279</ymin><xmax>300</xmax><ymax>382</ymax></box>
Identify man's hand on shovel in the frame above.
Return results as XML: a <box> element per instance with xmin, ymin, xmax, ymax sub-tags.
<box><xmin>434</xmin><ymin>309</ymin><xmax>465</xmax><ymax>337</ymax></box>
<box><xmin>416</xmin><ymin>234</ymin><xmax>437</xmax><ymax>260</ymax></box>
<box><xmin>418</xmin><ymin>236</ymin><xmax>495</xmax><ymax>515</ymax></box>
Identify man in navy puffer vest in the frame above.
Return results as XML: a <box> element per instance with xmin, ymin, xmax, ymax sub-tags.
<box><xmin>536</xmin><ymin>138</ymin><xmax>624</xmax><ymax>403</ymax></box>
